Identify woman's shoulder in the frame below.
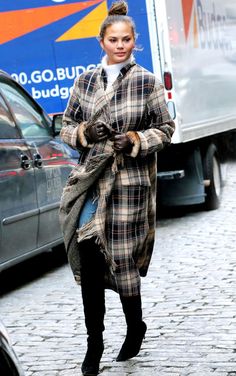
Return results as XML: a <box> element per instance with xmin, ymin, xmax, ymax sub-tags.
<box><xmin>133</xmin><ymin>64</ymin><xmax>161</xmax><ymax>81</ymax></box>
<box><xmin>75</xmin><ymin>67</ymin><xmax>100</xmax><ymax>84</ymax></box>
<box><xmin>132</xmin><ymin>64</ymin><xmax>162</xmax><ymax>88</ymax></box>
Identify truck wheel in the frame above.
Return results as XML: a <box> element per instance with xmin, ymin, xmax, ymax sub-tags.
<box><xmin>203</xmin><ymin>144</ymin><xmax>222</xmax><ymax>210</ymax></box>
<box><xmin>229</xmin><ymin>131</ymin><xmax>236</xmax><ymax>159</ymax></box>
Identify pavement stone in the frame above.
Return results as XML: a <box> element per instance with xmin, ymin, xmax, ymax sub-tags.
<box><xmin>1</xmin><ymin>161</ymin><xmax>236</xmax><ymax>375</ymax></box>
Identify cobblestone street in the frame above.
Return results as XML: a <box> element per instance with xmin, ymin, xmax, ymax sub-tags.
<box><xmin>1</xmin><ymin>161</ymin><xmax>236</xmax><ymax>376</ymax></box>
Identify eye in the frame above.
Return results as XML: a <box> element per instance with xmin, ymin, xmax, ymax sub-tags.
<box><xmin>123</xmin><ymin>37</ymin><xmax>131</xmax><ymax>42</ymax></box>
<box><xmin>109</xmin><ymin>38</ymin><xmax>116</xmax><ymax>43</ymax></box>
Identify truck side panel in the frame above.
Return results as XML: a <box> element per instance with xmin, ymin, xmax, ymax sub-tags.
<box><xmin>164</xmin><ymin>0</ymin><xmax>236</xmax><ymax>142</ymax></box>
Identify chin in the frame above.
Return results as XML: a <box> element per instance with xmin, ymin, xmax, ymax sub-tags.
<box><xmin>108</xmin><ymin>54</ymin><xmax>129</xmax><ymax>65</ymax></box>
<box><xmin>115</xmin><ymin>56</ymin><xmax>128</xmax><ymax>63</ymax></box>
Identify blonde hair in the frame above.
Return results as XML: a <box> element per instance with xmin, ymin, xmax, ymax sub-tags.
<box><xmin>99</xmin><ymin>1</ymin><xmax>137</xmax><ymax>40</ymax></box>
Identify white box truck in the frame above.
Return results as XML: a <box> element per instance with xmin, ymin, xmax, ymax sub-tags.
<box><xmin>1</xmin><ymin>0</ymin><xmax>236</xmax><ymax>209</ymax></box>
<box><xmin>149</xmin><ymin>0</ymin><xmax>236</xmax><ymax>210</ymax></box>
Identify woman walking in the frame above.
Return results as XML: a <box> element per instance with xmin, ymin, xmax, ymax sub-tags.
<box><xmin>60</xmin><ymin>1</ymin><xmax>175</xmax><ymax>375</ymax></box>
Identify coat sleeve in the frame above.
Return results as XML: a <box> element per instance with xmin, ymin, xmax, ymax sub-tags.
<box><xmin>127</xmin><ymin>80</ymin><xmax>175</xmax><ymax>158</ymax></box>
<box><xmin>60</xmin><ymin>78</ymin><xmax>92</xmax><ymax>150</ymax></box>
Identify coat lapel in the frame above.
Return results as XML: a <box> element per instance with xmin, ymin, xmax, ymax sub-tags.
<box><xmin>91</xmin><ymin>62</ymin><xmax>136</xmax><ymax>129</ymax></box>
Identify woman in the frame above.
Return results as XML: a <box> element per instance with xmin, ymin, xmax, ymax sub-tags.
<box><xmin>60</xmin><ymin>1</ymin><xmax>175</xmax><ymax>375</ymax></box>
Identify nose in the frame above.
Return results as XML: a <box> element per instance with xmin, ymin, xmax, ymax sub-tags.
<box><xmin>117</xmin><ymin>40</ymin><xmax>124</xmax><ymax>49</ymax></box>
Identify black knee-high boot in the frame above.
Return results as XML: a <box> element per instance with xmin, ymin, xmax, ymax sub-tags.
<box><xmin>79</xmin><ymin>239</ymin><xmax>106</xmax><ymax>375</ymax></box>
<box><xmin>116</xmin><ymin>294</ymin><xmax>147</xmax><ymax>362</ymax></box>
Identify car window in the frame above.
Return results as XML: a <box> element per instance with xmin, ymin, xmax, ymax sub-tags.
<box><xmin>0</xmin><ymin>80</ymin><xmax>50</xmax><ymax>138</ymax></box>
<box><xmin>0</xmin><ymin>94</ymin><xmax>19</xmax><ymax>139</ymax></box>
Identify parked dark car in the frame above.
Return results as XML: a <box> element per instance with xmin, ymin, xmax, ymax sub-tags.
<box><xmin>0</xmin><ymin>70</ymin><xmax>78</xmax><ymax>272</ymax></box>
<box><xmin>0</xmin><ymin>321</ymin><xmax>24</xmax><ymax>375</ymax></box>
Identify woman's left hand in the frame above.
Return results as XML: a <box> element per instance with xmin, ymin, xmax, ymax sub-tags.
<box><xmin>112</xmin><ymin>133</ymin><xmax>133</xmax><ymax>153</ymax></box>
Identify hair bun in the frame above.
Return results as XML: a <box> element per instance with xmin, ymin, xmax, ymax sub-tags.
<box><xmin>108</xmin><ymin>1</ymin><xmax>128</xmax><ymax>16</ymax></box>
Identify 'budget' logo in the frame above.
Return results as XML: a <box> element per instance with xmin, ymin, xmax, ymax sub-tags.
<box><xmin>181</xmin><ymin>0</ymin><xmax>230</xmax><ymax>50</ymax></box>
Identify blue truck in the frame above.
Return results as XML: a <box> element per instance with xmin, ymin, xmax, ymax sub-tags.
<box><xmin>1</xmin><ymin>0</ymin><xmax>236</xmax><ymax>209</ymax></box>
<box><xmin>0</xmin><ymin>0</ymin><xmax>152</xmax><ymax>114</ymax></box>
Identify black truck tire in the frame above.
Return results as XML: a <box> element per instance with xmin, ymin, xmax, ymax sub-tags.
<box><xmin>203</xmin><ymin>144</ymin><xmax>222</xmax><ymax>210</ymax></box>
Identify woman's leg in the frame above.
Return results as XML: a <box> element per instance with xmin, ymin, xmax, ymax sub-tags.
<box><xmin>79</xmin><ymin>238</ymin><xmax>106</xmax><ymax>375</ymax></box>
<box><xmin>116</xmin><ymin>293</ymin><xmax>147</xmax><ymax>361</ymax></box>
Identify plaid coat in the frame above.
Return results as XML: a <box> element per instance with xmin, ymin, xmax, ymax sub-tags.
<box><xmin>60</xmin><ymin>60</ymin><xmax>175</xmax><ymax>296</ymax></box>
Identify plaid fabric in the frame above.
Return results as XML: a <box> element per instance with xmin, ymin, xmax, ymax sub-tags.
<box><xmin>105</xmin><ymin>180</ymin><xmax>149</xmax><ymax>295</ymax></box>
<box><xmin>60</xmin><ymin>60</ymin><xmax>175</xmax><ymax>296</ymax></box>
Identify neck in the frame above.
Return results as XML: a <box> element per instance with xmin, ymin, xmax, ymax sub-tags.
<box><xmin>102</xmin><ymin>55</ymin><xmax>133</xmax><ymax>68</ymax></box>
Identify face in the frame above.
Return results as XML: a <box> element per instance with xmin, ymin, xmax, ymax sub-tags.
<box><xmin>100</xmin><ymin>21</ymin><xmax>135</xmax><ymax>65</ymax></box>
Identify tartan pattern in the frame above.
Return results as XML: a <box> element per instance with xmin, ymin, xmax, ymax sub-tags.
<box><xmin>106</xmin><ymin>183</ymin><xmax>149</xmax><ymax>296</ymax></box>
<box><xmin>60</xmin><ymin>60</ymin><xmax>175</xmax><ymax>296</ymax></box>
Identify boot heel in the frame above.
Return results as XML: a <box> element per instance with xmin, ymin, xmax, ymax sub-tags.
<box><xmin>116</xmin><ymin>321</ymin><xmax>147</xmax><ymax>362</ymax></box>
<box><xmin>82</xmin><ymin>337</ymin><xmax>104</xmax><ymax>375</ymax></box>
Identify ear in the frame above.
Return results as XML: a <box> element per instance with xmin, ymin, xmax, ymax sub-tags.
<box><xmin>100</xmin><ymin>39</ymin><xmax>105</xmax><ymax>50</ymax></box>
<box><xmin>130</xmin><ymin>37</ymin><xmax>135</xmax><ymax>49</ymax></box>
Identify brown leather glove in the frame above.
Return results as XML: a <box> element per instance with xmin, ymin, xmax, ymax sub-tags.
<box><xmin>85</xmin><ymin>122</ymin><xmax>109</xmax><ymax>143</ymax></box>
<box><xmin>112</xmin><ymin>133</ymin><xmax>134</xmax><ymax>154</ymax></box>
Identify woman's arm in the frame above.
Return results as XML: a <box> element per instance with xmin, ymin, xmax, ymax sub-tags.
<box><xmin>60</xmin><ymin>79</ymin><xmax>90</xmax><ymax>150</ymax></box>
<box><xmin>137</xmin><ymin>81</ymin><xmax>175</xmax><ymax>156</ymax></box>
<box><xmin>137</xmin><ymin>81</ymin><xmax>175</xmax><ymax>157</ymax></box>
<box><xmin>126</xmin><ymin>80</ymin><xmax>175</xmax><ymax>158</ymax></box>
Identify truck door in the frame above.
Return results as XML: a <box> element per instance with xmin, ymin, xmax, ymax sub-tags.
<box><xmin>145</xmin><ymin>0</ymin><xmax>163</xmax><ymax>80</ymax></box>
<box><xmin>0</xmin><ymin>90</ymin><xmax>38</xmax><ymax>267</ymax></box>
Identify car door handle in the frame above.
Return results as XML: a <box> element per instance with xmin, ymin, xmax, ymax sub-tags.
<box><xmin>34</xmin><ymin>153</ymin><xmax>43</xmax><ymax>168</ymax></box>
<box><xmin>20</xmin><ymin>154</ymin><xmax>32</xmax><ymax>170</ymax></box>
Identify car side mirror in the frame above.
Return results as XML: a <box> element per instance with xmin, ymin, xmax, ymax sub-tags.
<box><xmin>52</xmin><ymin>114</ymin><xmax>63</xmax><ymax>136</ymax></box>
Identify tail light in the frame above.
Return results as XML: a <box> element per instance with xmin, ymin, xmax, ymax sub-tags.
<box><xmin>164</xmin><ymin>71</ymin><xmax>173</xmax><ymax>90</ymax></box>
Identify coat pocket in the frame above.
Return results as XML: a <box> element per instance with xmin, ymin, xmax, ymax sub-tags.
<box><xmin>118</xmin><ymin>163</ymin><xmax>151</xmax><ymax>187</ymax></box>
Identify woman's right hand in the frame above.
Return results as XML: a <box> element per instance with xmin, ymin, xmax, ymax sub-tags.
<box><xmin>112</xmin><ymin>133</ymin><xmax>134</xmax><ymax>154</ymax></box>
<box><xmin>85</xmin><ymin>122</ymin><xmax>109</xmax><ymax>143</ymax></box>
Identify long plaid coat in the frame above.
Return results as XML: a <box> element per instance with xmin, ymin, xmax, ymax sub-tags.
<box><xmin>60</xmin><ymin>60</ymin><xmax>175</xmax><ymax>296</ymax></box>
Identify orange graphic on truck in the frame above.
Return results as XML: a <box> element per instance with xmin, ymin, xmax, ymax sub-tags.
<box><xmin>0</xmin><ymin>0</ymin><xmax>107</xmax><ymax>44</ymax></box>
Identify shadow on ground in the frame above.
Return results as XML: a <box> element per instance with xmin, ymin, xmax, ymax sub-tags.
<box><xmin>0</xmin><ymin>245</ymin><xmax>68</xmax><ymax>295</ymax></box>
<box><xmin>157</xmin><ymin>202</ymin><xmax>205</xmax><ymax>219</ymax></box>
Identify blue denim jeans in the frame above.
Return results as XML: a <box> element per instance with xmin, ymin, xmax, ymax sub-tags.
<box><xmin>78</xmin><ymin>189</ymin><xmax>98</xmax><ymax>229</ymax></box>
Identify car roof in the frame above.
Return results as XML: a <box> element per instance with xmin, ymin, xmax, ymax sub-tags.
<box><xmin>0</xmin><ymin>70</ymin><xmax>12</xmax><ymax>80</ymax></box>
<box><xmin>0</xmin><ymin>69</ymin><xmax>51</xmax><ymax>122</ymax></box>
